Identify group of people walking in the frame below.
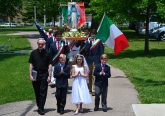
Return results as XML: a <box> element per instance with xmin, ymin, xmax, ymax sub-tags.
<box><xmin>29</xmin><ymin>28</ymin><xmax>111</xmax><ymax>115</ymax></box>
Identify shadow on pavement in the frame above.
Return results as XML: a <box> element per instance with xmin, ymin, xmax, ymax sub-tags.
<box><xmin>20</xmin><ymin>101</ymin><xmax>35</xmax><ymax>116</ymax></box>
<box><xmin>64</xmin><ymin>109</ymin><xmax>73</xmax><ymax>113</ymax></box>
<box><xmin>111</xmin><ymin>76</ymin><xmax>126</xmax><ymax>78</ymax></box>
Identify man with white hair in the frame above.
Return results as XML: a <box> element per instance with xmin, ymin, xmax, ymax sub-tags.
<box><xmin>29</xmin><ymin>38</ymin><xmax>52</xmax><ymax>115</ymax></box>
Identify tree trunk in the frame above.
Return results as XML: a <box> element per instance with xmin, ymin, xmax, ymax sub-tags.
<box><xmin>52</xmin><ymin>17</ymin><xmax>55</xmax><ymax>27</ymax></box>
<box><xmin>144</xmin><ymin>5</ymin><xmax>150</xmax><ymax>54</ymax></box>
<box><xmin>8</xmin><ymin>16</ymin><xmax>11</xmax><ymax>28</ymax></box>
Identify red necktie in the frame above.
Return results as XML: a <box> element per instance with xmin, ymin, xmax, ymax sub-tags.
<box><xmin>58</xmin><ymin>41</ymin><xmax>60</xmax><ymax>49</ymax></box>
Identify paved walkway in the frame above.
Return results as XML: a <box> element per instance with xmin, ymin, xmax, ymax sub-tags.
<box><xmin>0</xmin><ymin>31</ymin><xmax>140</xmax><ymax>116</ymax></box>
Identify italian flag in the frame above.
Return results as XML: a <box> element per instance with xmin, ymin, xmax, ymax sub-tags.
<box><xmin>96</xmin><ymin>14</ymin><xmax>129</xmax><ymax>55</ymax></box>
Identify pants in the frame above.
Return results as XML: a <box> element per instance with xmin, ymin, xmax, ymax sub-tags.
<box><xmin>88</xmin><ymin>64</ymin><xmax>95</xmax><ymax>92</ymax></box>
<box><xmin>95</xmin><ymin>85</ymin><xmax>108</xmax><ymax>109</ymax></box>
<box><xmin>51</xmin><ymin>66</ymin><xmax>56</xmax><ymax>84</ymax></box>
<box><xmin>32</xmin><ymin>72</ymin><xmax>48</xmax><ymax>110</ymax></box>
<box><xmin>55</xmin><ymin>87</ymin><xmax>67</xmax><ymax>112</ymax></box>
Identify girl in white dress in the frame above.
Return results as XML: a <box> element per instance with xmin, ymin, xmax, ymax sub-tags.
<box><xmin>71</xmin><ymin>54</ymin><xmax>92</xmax><ymax>115</ymax></box>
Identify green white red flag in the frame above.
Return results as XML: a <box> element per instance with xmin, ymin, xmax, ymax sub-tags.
<box><xmin>96</xmin><ymin>14</ymin><xmax>129</xmax><ymax>55</ymax></box>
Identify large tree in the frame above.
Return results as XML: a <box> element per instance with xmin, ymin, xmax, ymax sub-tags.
<box><xmin>0</xmin><ymin>0</ymin><xmax>22</xmax><ymax>22</ymax></box>
<box><xmin>113</xmin><ymin>0</ymin><xmax>165</xmax><ymax>54</ymax></box>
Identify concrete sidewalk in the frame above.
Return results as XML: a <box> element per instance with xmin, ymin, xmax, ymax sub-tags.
<box><xmin>0</xmin><ymin>31</ymin><xmax>140</xmax><ymax>116</ymax></box>
<box><xmin>132</xmin><ymin>104</ymin><xmax>165</xmax><ymax>116</ymax></box>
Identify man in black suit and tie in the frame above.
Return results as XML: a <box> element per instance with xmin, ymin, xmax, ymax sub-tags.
<box><xmin>50</xmin><ymin>31</ymin><xmax>70</xmax><ymax>65</ymax></box>
<box><xmin>93</xmin><ymin>54</ymin><xmax>111</xmax><ymax>112</ymax></box>
<box><xmin>49</xmin><ymin>31</ymin><xmax>70</xmax><ymax>86</ymax></box>
<box><xmin>53</xmin><ymin>54</ymin><xmax>70</xmax><ymax>114</ymax></box>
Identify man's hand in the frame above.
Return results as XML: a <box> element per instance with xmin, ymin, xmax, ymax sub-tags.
<box><xmin>100</xmin><ymin>71</ymin><xmax>105</xmax><ymax>76</ymax></box>
<box><xmin>47</xmin><ymin>76</ymin><xmax>51</xmax><ymax>83</ymax></box>
<box><xmin>78</xmin><ymin>71</ymin><xmax>81</xmax><ymax>76</ymax></box>
<box><xmin>29</xmin><ymin>75</ymin><xmax>35</xmax><ymax>81</ymax></box>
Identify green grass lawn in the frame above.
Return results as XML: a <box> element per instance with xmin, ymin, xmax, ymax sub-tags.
<box><xmin>0</xmin><ymin>35</ymin><xmax>31</xmax><ymax>51</ymax></box>
<box><xmin>0</xmin><ymin>31</ymin><xmax>14</xmax><ymax>34</ymax></box>
<box><xmin>105</xmin><ymin>30</ymin><xmax>165</xmax><ymax>103</ymax></box>
<box><xmin>0</xmin><ymin>54</ymin><xmax>34</xmax><ymax>105</ymax></box>
<box><xmin>0</xmin><ymin>26</ymin><xmax>50</xmax><ymax>31</ymax></box>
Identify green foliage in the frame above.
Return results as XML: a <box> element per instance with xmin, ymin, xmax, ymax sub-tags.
<box><xmin>22</xmin><ymin>0</ymin><xmax>60</xmax><ymax>23</ymax></box>
<box><xmin>0</xmin><ymin>0</ymin><xmax>22</xmax><ymax>18</ymax></box>
<box><xmin>22</xmin><ymin>0</ymin><xmax>37</xmax><ymax>23</ymax></box>
<box><xmin>87</xmin><ymin>0</ymin><xmax>165</xmax><ymax>23</ymax></box>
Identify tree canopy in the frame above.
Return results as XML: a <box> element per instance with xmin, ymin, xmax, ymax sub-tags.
<box><xmin>0</xmin><ymin>0</ymin><xmax>22</xmax><ymax>18</ymax></box>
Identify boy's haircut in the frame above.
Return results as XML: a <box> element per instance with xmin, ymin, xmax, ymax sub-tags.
<box><xmin>59</xmin><ymin>54</ymin><xmax>66</xmax><ymax>59</ymax></box>
<box><xmin>100</xmin><ymin>54</ymin><xmax>108</xmax><ymax>59</ymax></box>
<box><xmin>55</xmin><ymin>31</ymin><xmax>62</xmax><ymax>37</ymax></box>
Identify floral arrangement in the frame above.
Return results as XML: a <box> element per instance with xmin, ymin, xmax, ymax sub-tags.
<box><xmin>62</xmin><ymin>31</ymin><xmax>86</xmax><ymax>38</ymax></box>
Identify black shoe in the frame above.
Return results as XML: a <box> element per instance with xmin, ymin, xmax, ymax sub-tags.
<box><xmin>38</xmin><ymin>109</ymin><xmax>45</xmax><ymax>115</ymax></box>
<box><xmin>50</xmin><ymin>84</ymin><xmax>56</xmax><ymax>88</ymax></box>
<box><xmin>60</xmin><ymin>110</ymin><xmax>64</xmax><ymax>115</ymax></box>
<box><xmin>57</xmin><ymin>108</ymin><xmax>60</xmax><ymax>113</ymax></box>
<box><xmin>94</xmin><ymin>107</ymin><xmax>99</xmax><ymax>111</ymax></box>
<box><xmin>103</xmin><ymin>109</ymin><xmax>107</xmax><ymax>112</ymax></box>
<box><xmin>92</xmin><ymin>92</ymin><xmax>95</xmax><ymax>96</ymax></box>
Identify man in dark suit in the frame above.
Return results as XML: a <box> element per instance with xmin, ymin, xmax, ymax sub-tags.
<box><xmin>93</xmin><ymin>54</ymin><xmax>111</xmax><ymax>112</ymax></box>
<box><xmin>53</xmin><ymin>54</ymin><xmax>70</xmax><ymax>114</ymax></box>
<box><xmin>50</xmin><ymin>31</ymin><xmax>70</xmax><ymax>65</ymax></box>
<box><xmin>49</xmin><ymin>31</ymin><xmax>70</xmax><ymax>86</ymax></box>
<box><xmin>85</xmin><ymin>29</ymin><xmax>104</xmax><ymax>95</ymax></box>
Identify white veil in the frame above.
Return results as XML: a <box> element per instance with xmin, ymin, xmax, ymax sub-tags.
<box><xmin>75</xmin><ymin>54</ymin><xmax>89</xmax><ymax>73</ymax></box>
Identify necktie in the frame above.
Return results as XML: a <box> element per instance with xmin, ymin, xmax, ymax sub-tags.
<box><xmin>102</xmin><ymin>64</ymin><xmax>105</xmax><ymax>79</ymax></box>
<box><xmin>102</xmin><ymin>64</ymin><xmax>104</xmax><ymax>72</ymax></box>
<box><xmin>58</xmin><ymin>41</ymin><xmax>60</xmax><ymax>49</ymax></box>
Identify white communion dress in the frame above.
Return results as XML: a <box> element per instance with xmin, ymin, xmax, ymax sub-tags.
<box><xmin>71</xmin><ymin>65</ymin><xmax>92</xmax><ymax>104</ymax></box>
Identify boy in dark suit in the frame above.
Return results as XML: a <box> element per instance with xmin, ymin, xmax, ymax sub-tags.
<box><xmin>93</xmin><ymin>54</ymin><xmax>111</xmax><ymax>112</ymax></box>
<box><xmin>49</xmin><ymin>31</ymin><xmax>70</xmax><ymax>87</ymax></box>
<box><xmin>53</xmin><ymin>54</ymin><xmax>70</xmax><ymax>114</ymax></box>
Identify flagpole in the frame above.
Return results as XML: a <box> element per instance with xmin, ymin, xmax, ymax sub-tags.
<box><xmin>97</xmin><ymin>13</ymin><xmax>105</xmax><ymax>32</ymax></box>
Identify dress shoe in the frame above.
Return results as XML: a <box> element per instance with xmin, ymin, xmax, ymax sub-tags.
<box><xmin>73</xmin><ymin>109</ymin><xmax>79</xmax><ymax>115</ymax></box>
<box><xmin>102</xmin><ymin>109</ymin><xmax>107</xmax><ymax>112</ymax></box>
<box><xmin>94</xmin><ymin>107</ymin><xmax>99</xmax><ymax>111</ymax></box>
<box><xmin>92</xmin><ymin>92</ymin><xmax>95</xmax><ymax>96</ymax></box>
<box><xmin>60</xmin><ymin>110</ymin><xmax>64</xmax><ymax>115</ymax></box>
<box><xmin>38</xmin><ymin>109</ymin><xmax>45</xmax><ymax>115</ymax></box>
<box><xmin>79</xmin><ymin>108</ymin><xmax>84</xmax><ymax>113</ymax></box>
<box><xmin>49</xmin><ymin>83</ymin><xmax>56</xmax><ymax>88</ymax></box>
<box><xmin>57</xmin><ymin>108</ymin><xmax>60</xmax><ymax>113</ymax></box>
